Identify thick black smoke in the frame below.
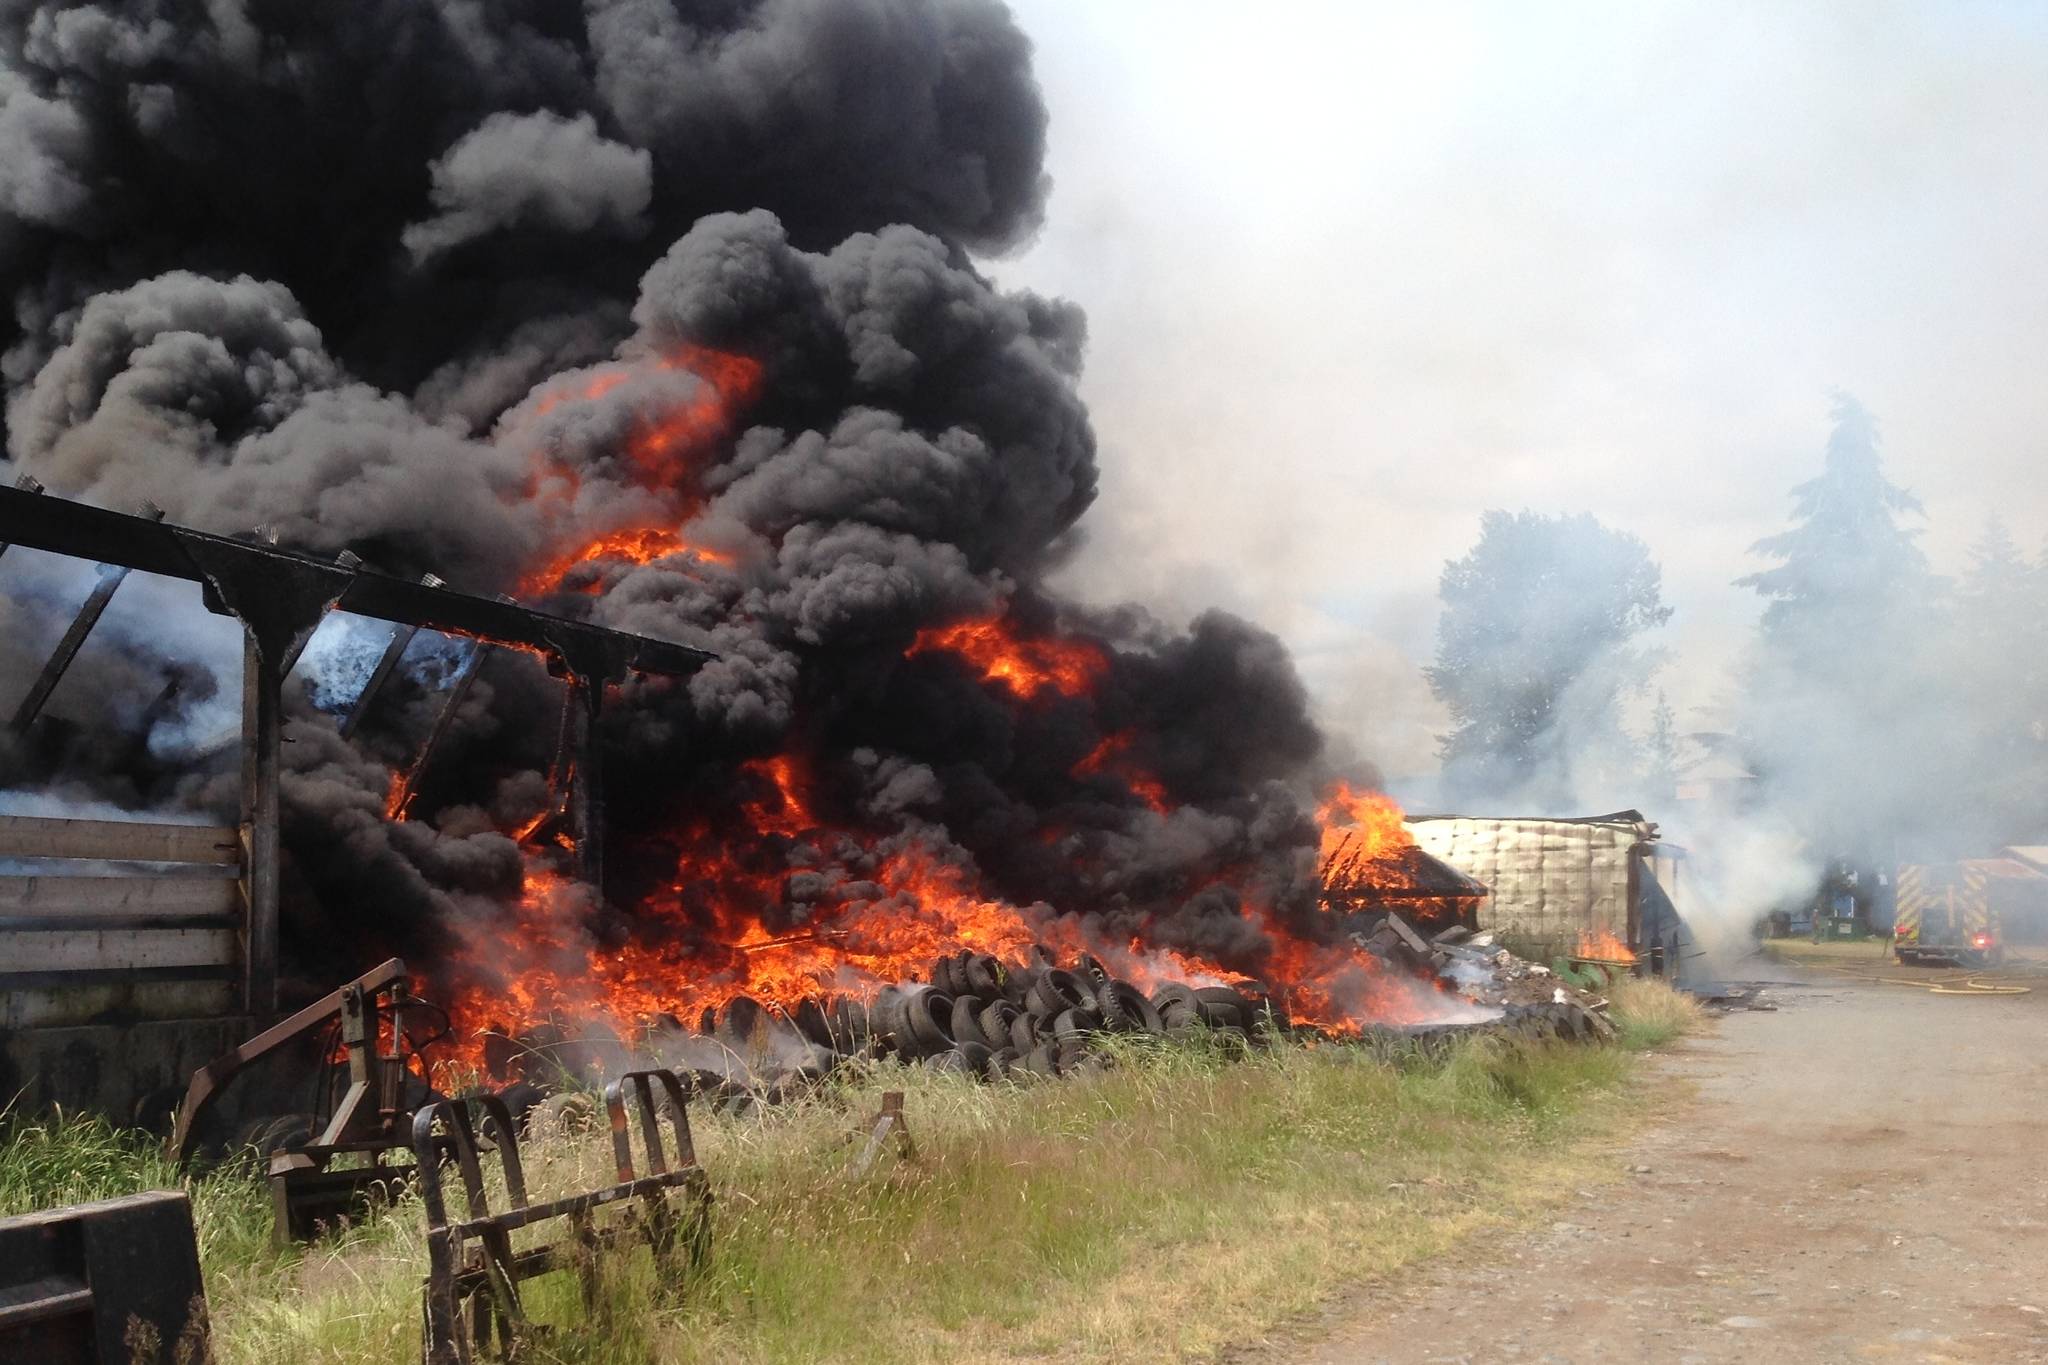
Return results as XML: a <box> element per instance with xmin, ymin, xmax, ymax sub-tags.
<box><xmin>0</xmin><ymin>0</ymin><xmax>1361</xmax><ymax>1007</ymax></box>
<box><xmin>0</xmin><ymin>0</ymin><xmax>1050</xmax><ymax>402</ymax></box>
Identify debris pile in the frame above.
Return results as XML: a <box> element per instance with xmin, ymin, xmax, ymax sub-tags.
<box><xmin>486</xmin><ymin>926</ymin><xmax>1615</xmax><ymax>1115</ymax></box>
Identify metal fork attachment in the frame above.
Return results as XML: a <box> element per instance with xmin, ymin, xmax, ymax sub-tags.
<box><xmin>415</xmin><ymin>1069</ymin><xmax>713</xmax><ymax>1364</ymax></box>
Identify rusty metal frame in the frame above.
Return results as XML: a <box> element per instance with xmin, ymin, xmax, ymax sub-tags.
<box><xmin>167</xmin><ymin>957</ymin><xmax>414</xmax><ymax>1167</ymax></box>
<box><xmin>416</xmin><ymin>1068</ymin><xmax>711</xmax><ymax>1364</ymax></box>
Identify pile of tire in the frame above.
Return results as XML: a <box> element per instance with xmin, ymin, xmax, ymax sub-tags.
<box><xmin>780</xmin><ymin>951</ymin><xmax>1291</xmax><ymax>1082</ymax></box>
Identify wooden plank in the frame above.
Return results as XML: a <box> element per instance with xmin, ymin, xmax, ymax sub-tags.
<box><xmin>3</xmin><ymin>927</ymin><xmax>235</xmax><ymax>973</ymax></box>
<box><xmin>0</xmin><ymin>979</ymin><xmax>235</xmax><ymax>1028</ymax></box>
<box><xmin>0</xmin><ymin>875</ymin><xmax>239</xmax><ymax>918</ymax></box>
<box><xmin>0</xmin><ymin>816</ymin><xmax>241</xmax><ymax>865</ymax></box>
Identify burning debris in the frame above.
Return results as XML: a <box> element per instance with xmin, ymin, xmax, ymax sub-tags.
<box><xmin>0</xmin><ymin>1</ymin><xmax>1557</xmax><ymax>1066</ymax></box>
<box><xmin>468</xmin><ymin>924</ymin><xmax>1611</xmax><ymax>1115</ymax></box>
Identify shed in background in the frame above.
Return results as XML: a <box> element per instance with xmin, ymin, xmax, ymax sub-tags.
<box><xmin>1404</xmin><ymin>811</ymin><xmax>1686</xmax><ymax>964</ymax></box>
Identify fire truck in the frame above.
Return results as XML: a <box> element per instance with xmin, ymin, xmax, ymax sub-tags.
<box><xmin>1893</xmin><ymin>862</ymin><xmax>2004</xmax><ymax>967</ymax></box>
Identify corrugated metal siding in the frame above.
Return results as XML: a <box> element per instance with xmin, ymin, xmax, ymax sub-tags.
<box><xmin>1404</xmin><ymin>817</ymin><xmax>1649</xmax><ymax>955</ymax></box>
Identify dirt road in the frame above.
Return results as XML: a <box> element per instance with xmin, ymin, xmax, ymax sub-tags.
<box><xmin>1268</xmin><ymin>954</ymin><xmax>2048</xmax><ymax>1364</ymax></box>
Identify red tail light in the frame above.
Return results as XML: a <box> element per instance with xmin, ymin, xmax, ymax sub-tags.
<box><xmin>1971</xmin><ymin>932</ymin><xmax>1992</xmax><ymax>949</ymax></box>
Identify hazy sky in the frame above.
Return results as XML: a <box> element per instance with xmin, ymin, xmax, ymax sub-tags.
<box><xmin>991</xmin><ymin>1</ymin><xmax>2048</xmax><ymax>778</ymax></box>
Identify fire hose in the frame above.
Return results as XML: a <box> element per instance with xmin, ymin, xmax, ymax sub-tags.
<box><xmin>1798</xmin><ymin>955</ymin><xmax>2035</xmax><ymax>996</ymax></box>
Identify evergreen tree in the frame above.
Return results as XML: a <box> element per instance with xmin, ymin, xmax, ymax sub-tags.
<box><xmin>1952</xmin><ymin>518</ymin><xmax>2047</xmax><ymax>839</ymax></box>
<box><xmin>1737</xmin><ymin>395</ymin><xmax>1929</xmax><ymax>663</ymax></box>
<box><xmin>1736</xmin><ymin>395</ymin><xmax>1943</xmax><ymax>858</ymax></box>
<box><xmin>1428</xmin><ymin>510</ymin><xmax>1671</xmax><ymax>810</ymax></box>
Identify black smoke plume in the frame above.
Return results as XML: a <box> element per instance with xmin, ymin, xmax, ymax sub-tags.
<box><xmin>0</xmin><ymin>1</ymin><xmax>1374</xmax><ymax>1016</ymax></box>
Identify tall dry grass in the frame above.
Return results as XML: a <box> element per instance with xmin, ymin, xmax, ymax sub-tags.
<box><xmin>4</xmin><ymin>1025</ymin><xmax>1676</xmax><ymax>1364</ymax></box>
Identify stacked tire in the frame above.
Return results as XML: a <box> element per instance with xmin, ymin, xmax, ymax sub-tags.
<box><xmin>837</xmin><ymin>951</ymin><xmax>1290</xmax><ymax>1081</ymax></box>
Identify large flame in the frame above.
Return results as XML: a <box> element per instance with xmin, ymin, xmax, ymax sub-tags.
<box><xmin>401</xmin><ymin>351</ymin><xmax>1473</xmax><ymax>1070</ymax></box>
<box><xmin>1317</xmin><ymin>780</ymin><xmax>1419</xmax><ymax>894</ymax></box>
<box><xmin>433</xmin><ymin>759</ymin><xmax>1468</xmax><ymax>1073</ymax></box>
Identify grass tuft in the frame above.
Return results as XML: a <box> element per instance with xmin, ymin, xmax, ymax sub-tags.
<box><xmin>1605</xmin><ymin>975</ymin><xmax>1706</xmax><ymax>1050</ymax></box>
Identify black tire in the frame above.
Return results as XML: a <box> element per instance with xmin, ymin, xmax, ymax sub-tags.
<box><xmin>1022</xmin><ymin>1042</ymin><xmax>1058</xmax><ymax>1077</ymax></box>
<box><xmin>234</xmin><ymin>1112</ymin><xmax>313</xmax><ymax>1159</ymax></box>
<box><xmin>979</xmin><ymin>1000</ymin><xmax>1021</xmax><ymax>1048</ymax></box>
<box><xmin>1150</xmin><ymin>982</ymin><xmax>1196</xmax><ymax>1014</ymax></box>
<box><xmin>716</xmin><ymin>995</ymin><xmax>767</xmax><ymax>1047</ymax></box>
<box><xmin>793</xmin><ymin>997</ymin><xmax>836</xmax><ymax>1050</ymax></box>
<box><xmin>1028</xmin><ymin>969</ymin><xmax>1093</xmax><ymax>1020</ymax></box>
<box><xmin>987</xmin><ymin>1046</ymin><xmax>1020</xmax><ymax>1082</ymax></box>
<box><xmin>830</xmin><ymin>997</ymin><xmax>873</xmax><ymax>1052</ymax></box>
<box><xmin>1159</xmin><ymin>997</ymin><xmax>1200</xmax><ymax>1032</ymax></box>
<box><xmin>929</xmin><ymin>953</ymin><xmax>964</xmax><ymax>997</ymax></box>
<box><xmin>1193</xmin><ymin>987</ymin><xmax>1246</xmax><ymax>1030</ymax></box>
<box><xmin>923</xmin><ymin>1049</ymin><xmax>971</xmax><ymax>1074</ymax></box>
<box><xmin>1105</xmin><ymin>980</ymin><xmax>1163</xmax><ymax>1034</ymax></box>
<box><xmin>950</xmin><ymin>994</ymin><xmax>990</xmax><ymax>1049</ymax></box>
<box><xmin>954</xmin><ymin>1040</ymin><xmax>994</xmax><ymax>1077</ymax></box>
<box><xmin>963</xmin><ymin>954</ymin><xmax>1003</xmax><ymax>998</ymax></box>
<box><xmin>897</xmin><ymin>985</ymin><xmax>956</xmax><ymax>1056</ymax></box>
<box><xmin>1010</xmin><ymin>1011</ymin><xmax>1040</xmax><ymax>1053</ymax></box>
<box><xmin>1052</xmin><ymin>1008</ymin><xmax>1094</xmax><ymax>1043</ymax></box>
<box><xmin>1003</xmin><ymin>962</ymin><xmax>1040</xmax><ymax>1006</ymax></box>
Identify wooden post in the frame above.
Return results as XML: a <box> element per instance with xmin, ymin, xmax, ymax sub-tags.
<box><xmin>565</xmin><ymin>670</ymin><xmax>606</xmax><ymax>894</ymax></box>
<box><xmin>241</xmin><ymin>628</ymin><xmax>284</xmax><ymax>1019</ymax></box>
<box><xmin>176</xmin><ymin>532</ymin><xmax>357</xmax><ymax>1025</ymax></box>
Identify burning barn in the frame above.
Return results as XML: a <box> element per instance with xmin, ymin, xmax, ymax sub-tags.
<box><xmin>1403</xmin><ymin>812</ymin><xmax>1688</xmax><ymax>968</ymax></box>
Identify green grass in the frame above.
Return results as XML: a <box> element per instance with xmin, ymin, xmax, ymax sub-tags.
<box><xmin>3</xmin><ymin>1025</ymin><xmax>1678</xmax><ymax>1365</ymax></box>
<box><xmin>1604</xmin><ymin>975</ymin><xmax>1706</xmax><ymax>1051</ymax></box>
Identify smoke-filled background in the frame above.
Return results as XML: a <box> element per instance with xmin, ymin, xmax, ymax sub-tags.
<box><xmin>4</xmin><ymin>0</ymin><xmax>2046</xmax><ymax>998</ymax></box>
<box><xmin>995</xmin><ymin>2</ymin><xmax>2048</xmax><ymax>949</ymax></box>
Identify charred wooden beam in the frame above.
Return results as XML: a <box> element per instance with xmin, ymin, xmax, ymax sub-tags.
<box><xmin>8</xmin><ymin>501</ymin><xmax>165</xmax><ymax>734</ymax></box>
<box><xmin>0</xmin><ymin>471</ymin><xmax>41</xmax><ymax>560</ymax></box>
<box><xmin>0</xmin><ymin>484</ymin><xmax>715</xmax><ymax>676</ymax></box>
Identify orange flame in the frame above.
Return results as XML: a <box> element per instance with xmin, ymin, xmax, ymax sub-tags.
<box><xmin>430</xmin><ymin>766</ymin><xmax>1475</xmax><ymax>1074</ymax></box>
<box><xmin>516</xmin><ymin>344</ymin><xmax>762</xmax><ymax>597</ymax></box>
<box><xmin>1316</xmin><ymin>780</ymin><xmax>1416</xmax><ymax>893</ymax></box>
<box><xmin>1072</xmin><ymin>731</ymin><xmax>1170</xmax><ymax>814</ymax></box>
<box><xmin>1575</xmin><ymin>927</ymin><xmax>1635</xmax><ymax>963</ymax></box>
<box><xmin>908</xmin><ymin>616</ymin><xmax>1108</xmax><ymax>700</ymax></box>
